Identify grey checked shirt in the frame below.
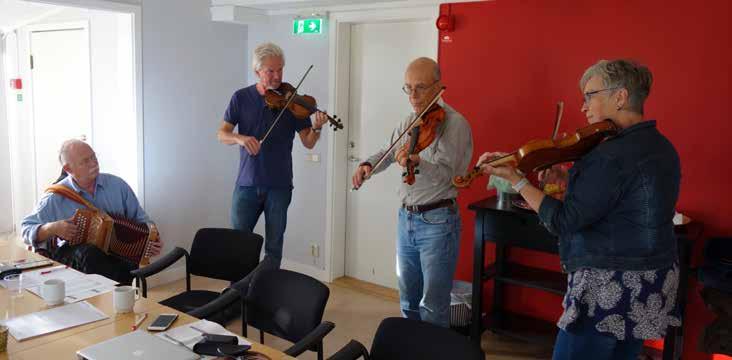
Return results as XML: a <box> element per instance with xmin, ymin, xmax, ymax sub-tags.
<box><xmin>365</xmin><ymin>102</ymin><xmax>473</xmax><ymax>206</ymax></box>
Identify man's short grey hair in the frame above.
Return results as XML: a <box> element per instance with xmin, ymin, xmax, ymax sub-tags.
<box><xmin>58</xmin><ymin>139</ymin><xmax>87</xmax><ymax>166</ymax></box>
<box><xmin>580</xmin><ymin>59</ymin><xmax>653</xmax><ymax>114</ymax></box>
<box><xmin>252</xmin><ymin>42</ymin><xmax>285</xmax><ymax>72</ymax></box>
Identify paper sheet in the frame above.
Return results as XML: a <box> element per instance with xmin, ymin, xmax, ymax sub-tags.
<box><xmin>28</xmin><ymin>274</ymin><xmax>118</xmax><ymax>303</ymax></box>
<box><xmin>1</xmin><ymin>301</ymin><xmax>108</xmax><ymax>341</ymax></box>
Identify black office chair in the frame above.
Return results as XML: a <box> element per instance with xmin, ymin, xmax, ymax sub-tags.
<box><xmin>329</xmin><ymin>317</ymin><xmax>484</xmax><ymax>360</ymax></box>
<box><xmin>130</xmin><ymin>228</ymin><xmax>262</xmax><ymax>323</ymax></box>
<box><xmin>241</xmin><ymin>267</ymin><xmax>334</xmax><ymax>360</ymax></box>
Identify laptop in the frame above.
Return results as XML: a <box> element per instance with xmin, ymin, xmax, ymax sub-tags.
<box><xmin>76</xmin><ymin>330</ymin><xmax>199</xmax><ymax>360</ymax></box>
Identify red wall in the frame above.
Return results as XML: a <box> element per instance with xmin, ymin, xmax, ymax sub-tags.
<box><xmin>438</xmin><ymin>1</ymin><xmax>731</xmax><ymax>359</ymax></box>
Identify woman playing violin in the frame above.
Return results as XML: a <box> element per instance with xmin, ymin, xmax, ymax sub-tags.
<box><xmin>351</xmin><ymin>57</ymin><xmax>473</xmax><ymax>327</ymax></box>
<box><xmin>479</xmin><ymin>59</ymin><xmax>681</xmax><ymax>360</ymax></box>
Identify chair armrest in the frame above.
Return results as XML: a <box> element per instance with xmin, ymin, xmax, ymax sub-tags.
<box><xmin>187</xmin><ymin>288</ymin><xmax>240</xmax><ymax>319</ymax></box>
<box><xmin>285</xmin><ymin>321</ymin><xmax>336</xmax><ymax>357</ymax></box>
<box><xmin>327</xmin><ymin>339</ymin><xmax>370</xmax><ymax>360</ymax></box>
<box><xmin>130</xmin><ymin>247</ymin><xmax>188</xmax><ymax>279</ymax></box>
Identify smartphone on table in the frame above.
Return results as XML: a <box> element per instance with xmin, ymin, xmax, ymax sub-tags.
<box><xmin>147</xmin><ymin>313</ymin><xmax>178</xmax><ymax>331</ymax></box>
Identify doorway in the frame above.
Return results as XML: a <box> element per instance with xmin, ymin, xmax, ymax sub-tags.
<box><xmin>324</xmin><ymin>7</ymin><xmax>439</xmax><ymax>288</ymax></box>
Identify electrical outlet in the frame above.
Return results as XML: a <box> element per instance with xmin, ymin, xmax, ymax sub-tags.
<box><xmin>310</xmin><ymin>243</ymin><xmax>320</xmax><ymax>258</ymax></box>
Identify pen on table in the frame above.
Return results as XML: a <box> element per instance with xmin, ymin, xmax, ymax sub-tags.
<box><xmin>131</xmin><ymin>313</ymin><xmax>148</xmax><ymax>330</ymax></box>
<box><xmin>40</xmin><ymin>265</ymin><xmax>69</xmax><ymax>275</ymax></box>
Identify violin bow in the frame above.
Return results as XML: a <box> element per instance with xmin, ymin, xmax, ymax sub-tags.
<box><xmin>352</xmin><ymin>87</ymin><xmax>446</xmax><ymax>191</ymax></box>
<box><xmin>259</xmin><ymin>64</ymin><xmax>314</xmax><ymax>145</ymax></box>
<box><xmin>552</xmin><ymin>101</ymin><xmax>564</xmax><ymax>141</ymax></box>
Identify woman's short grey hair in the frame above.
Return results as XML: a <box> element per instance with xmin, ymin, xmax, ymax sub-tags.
<box><xmin>580</xmin><ymin>59</ymin><xmax>653</xmax><ymax>114</ymax></box>
<box><xmin>252</xmin><ymin>42</ymin><xmax>285</xmax><ymax>72</ymax></box>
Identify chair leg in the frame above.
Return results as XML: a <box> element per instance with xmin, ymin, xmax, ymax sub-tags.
<box><xmin>317</xmin><ymin>341</ymin><xmax>323</xmax><ymax>360</ymax></box>
<box><xmin>241</xmin><ymin>302</ymin><xmax>247</xmax><ymax>337</ymax></box>
<box><xmin>260</xmin><ymin>330</ymin><xmax>264</xmax><ymax>344</ymax></box>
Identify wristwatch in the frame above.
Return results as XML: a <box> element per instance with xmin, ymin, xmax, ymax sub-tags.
<box><xmin>313</xmin><ymin>127</ymin><xmax>322</xmax><ymax>133</ymax></box>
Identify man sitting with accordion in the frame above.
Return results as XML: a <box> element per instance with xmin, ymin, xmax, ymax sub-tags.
<box><xmin>21</xmin><ymin>139</ymin><xmax>163</xmax><ymax>284</ymax></box>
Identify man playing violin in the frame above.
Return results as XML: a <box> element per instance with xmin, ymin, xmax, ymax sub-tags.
<box><xmin>352</xmin><ymin>57</ymin><xmax>473</xmax><ymax>327</ymax></box>
<box><xmin>217</xmin><ymin>42</ymin><xmax>328</xmax><ymax>268</ymax></box>
<box><xmin>478</xmin><ymin>59</ymin><xmax>680</xmax><ymax>360</ymax></box>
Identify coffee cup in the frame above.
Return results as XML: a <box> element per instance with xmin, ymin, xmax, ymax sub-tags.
<box><xmin>113</xmin><ymin>286</ymin><xmax>139</xmax><ymax>313</ymax></box>
<box><xmin>41</xmin><ymin>279</ymin><xmax>65</xmax><ymax>306</ymax></box>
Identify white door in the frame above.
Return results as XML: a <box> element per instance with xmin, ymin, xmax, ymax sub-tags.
<box><xmin>29</xmin><ymin>24</ymin><xmax>92</xmax><ymax>200</ymax></box>
<box><xmin>345</xmin><ymin>20</ymin><xmax>437</xmax><ymax>289</ymax></box>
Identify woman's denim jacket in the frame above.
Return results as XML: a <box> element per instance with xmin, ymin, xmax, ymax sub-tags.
<box><xmin>538</xmin><ymin>120</ymin><xmax>680</xmax><ymax>273</ymax></box>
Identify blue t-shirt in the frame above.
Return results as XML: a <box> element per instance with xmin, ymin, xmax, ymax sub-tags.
<box><xmin>224</xmin><ymin>85</ymin><xmax>312</xmax><ymax>188</ymax></box>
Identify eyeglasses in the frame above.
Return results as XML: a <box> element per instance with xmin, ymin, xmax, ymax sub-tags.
<box><xmin>583</xmin><ymin>87</ymin><xmax>619</xmax><ymax>104</ymax></box>
<box><xmin>402</xmin><ymin>80</ymin><xmax>439</xmax><ymax>96</ymax></box>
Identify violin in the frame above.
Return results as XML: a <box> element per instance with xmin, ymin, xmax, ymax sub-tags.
<box><xmin>264</xmin><ymin>82</ymin><xmax>344</xmax><ymax>131</ymax></box>
<box><xmin>352</xmin><ymin>87</ymin><xmax>446</xmax><ymax>191</ymax></box>
<box><xmin>397</xmin><ymin>104</ymin><xmax>446</xmax><ymax>185</ymax></box>
<box><xmin>452</xmin><ymin>120</ymin><xmax>618</xmax><ymax>188</ymax></box>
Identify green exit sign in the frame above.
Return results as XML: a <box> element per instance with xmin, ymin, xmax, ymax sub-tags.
<box><xmin>293</xmin><ymin>18</ymin><xmax>323</xmax><ymax>35</ymax></box>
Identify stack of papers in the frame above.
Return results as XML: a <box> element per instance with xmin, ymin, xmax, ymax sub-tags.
<box><xmin>1</xmin><ymin>301</ymin><xmax>108</xmax><ymax>341</ymax></box>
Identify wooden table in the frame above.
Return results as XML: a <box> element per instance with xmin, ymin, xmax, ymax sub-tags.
<box><xmin>0</xmin><ymin>240</ymin><xmax>292</xmax><ymax>359</ymax></box>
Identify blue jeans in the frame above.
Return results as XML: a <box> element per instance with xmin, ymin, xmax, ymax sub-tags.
<box><xmin>553</xmin><ymin>324</ymin><xmax>644</xmax><ymax>360</ymax></box>
<box><xmin>231</xmin><ymin>186</ymin><xmax>292</xmax><ymax>267</ymax></box>
<box><xmin>397</xmin><ymin>204</ymin><xmax>460</xmax><ymax>327</ymax></box>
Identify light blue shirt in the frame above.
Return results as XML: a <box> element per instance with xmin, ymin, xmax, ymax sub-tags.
<box><xmin>21</xmin><ymin>173</ymin><xmax>150</xmax><ymax>249</ymax></box>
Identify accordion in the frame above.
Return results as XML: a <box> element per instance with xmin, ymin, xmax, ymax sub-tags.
<box><xmin>68</xmin><ymin>208</ymin><xmax>159</xmax><ymax>266</ymax></box>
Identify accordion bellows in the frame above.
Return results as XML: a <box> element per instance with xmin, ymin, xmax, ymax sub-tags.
<box><xmin>70</xmin><ymin>208</ymin><xmax>159</xmax><ymax>266</ymax></box>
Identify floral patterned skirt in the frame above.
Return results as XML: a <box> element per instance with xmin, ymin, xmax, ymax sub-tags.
<box><xmin>557</xmin><ymin>263</ymin><xmax>681</xmax><ymax>340</ymax></box>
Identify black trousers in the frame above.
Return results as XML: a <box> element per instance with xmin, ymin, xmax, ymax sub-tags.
<box><xmin>51</xmin><ymin>243</ymin><xmax>137</xmax><ymax>285</ymax></box>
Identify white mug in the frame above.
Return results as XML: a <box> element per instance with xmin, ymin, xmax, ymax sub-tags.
<box><xmin>113</xmin><ymin>286</ymin><xmax>139</xmax><ymax>313</ymax></box>
<box><xmin>41</xmin><ymin>279</ymin><xmax>65</xmax><ymax>306</ymax></box>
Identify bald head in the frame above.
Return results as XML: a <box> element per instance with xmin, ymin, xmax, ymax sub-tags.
<box><xmin>59</xmin><ymin>139</ymin><xmax>91</xmax><ymax>166</ymax></box>
<box><xmin>406</xmin><ymin>57</ymin><xmax>441</xmax><ymax>83</ymax></box>
<box><xmin>404</xmin><ymin>57</ymin><xmax>442</xmax><ymax>112</ymax></box>
<box><xmin>58</xmin><ymin>139</ymin><xmax>99</xmax><ymax>185</ymax></box>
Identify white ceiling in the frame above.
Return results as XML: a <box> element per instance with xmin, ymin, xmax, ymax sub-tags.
<box><xmin>0</xmin><ymin>0</ymin><xmax>62</xmax><ymax>33</ymax></box>
<box><xmin>211</xmin><ymin>0</ymin><xmax>468</xmax><ymax>14</ymax></box>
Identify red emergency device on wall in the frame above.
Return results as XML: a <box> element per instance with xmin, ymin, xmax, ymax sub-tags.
<box><xmin>9</xmin><ymin>78</ymin><xmax>22</xmax><ymax>90</ymax></box>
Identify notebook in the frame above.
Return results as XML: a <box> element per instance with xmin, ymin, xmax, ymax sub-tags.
<box><xmin>76</xmin><ymin>330</ymin><xmax>199</xmax><ymax>360</ymax></box>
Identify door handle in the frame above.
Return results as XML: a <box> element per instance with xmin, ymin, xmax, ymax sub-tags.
<box><xmin>348</xmin><ymin>156</ymin><xmax>361</xmax><ymax>163</ymax></box>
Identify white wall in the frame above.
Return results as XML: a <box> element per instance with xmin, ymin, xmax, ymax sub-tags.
<box><xmin>0</xmin><ymin>34</ymin><xmax>14</xmax><ymax>233</ymax></box>
<box><xmin>247</xmin><ymin>15</ymin><xmax>331</xmax><ymax>271</ymax></box>
<box><xmin>141</xmin><ymin>0</ymin><xmax>248</xmax><ymax>256</ymax></box>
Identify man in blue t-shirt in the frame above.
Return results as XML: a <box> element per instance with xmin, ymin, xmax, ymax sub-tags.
<box><xmin>217</xmin><ymin>42</ymin><xmax>327</xmax><ymax>267</ymax></box>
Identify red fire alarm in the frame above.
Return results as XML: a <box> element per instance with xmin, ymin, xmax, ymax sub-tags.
<box><xmin>10</xmin><ymin>78</ymin><xmax>22</xmax><ymax>90</ymax></box>
<box><xmin>436</xmin><ymin>14</ymin><xmax>454</xmax><ymax>32</ymax></box>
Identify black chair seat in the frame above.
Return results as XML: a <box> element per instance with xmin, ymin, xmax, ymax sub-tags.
<box><xmin>159</xmin><ymin>290</ymin><xmax>221</xmax><ymax>313</ymax></box>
